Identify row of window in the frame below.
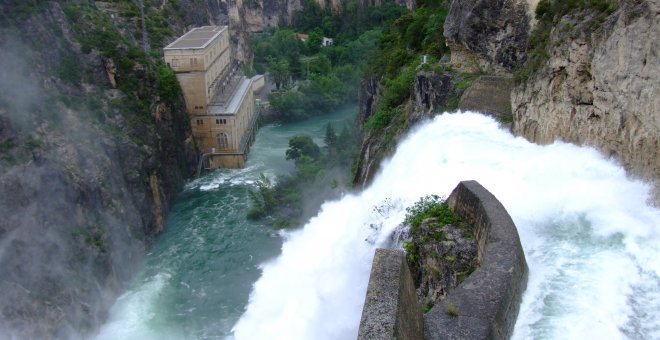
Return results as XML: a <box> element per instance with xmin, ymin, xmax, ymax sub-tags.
<box><xmin>195</xmin><ymin>118</ymin><xmax>229</xmax><ymax>125</ymax></box>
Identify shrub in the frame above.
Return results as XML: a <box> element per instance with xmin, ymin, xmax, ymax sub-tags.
<box><xmin>404</xmin><ymin>195</ymin><xmax>461</xmax><ymax>233</ymax></box>
<box><xmin>445</xmin><ymin>304</ymin><xmax>459</xmax><ymax>317</ymax></box>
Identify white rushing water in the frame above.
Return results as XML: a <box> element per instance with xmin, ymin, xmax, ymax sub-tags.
<box><xmin>233</xmin><ymin>112</ymin><xmax>659</xmax><ymax>340</ymax></box>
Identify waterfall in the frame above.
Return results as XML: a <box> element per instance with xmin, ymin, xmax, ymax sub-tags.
<box><xmin>233</xmin><ymin>112</ymin><xmax>659</xmax><ymax>340</ymax></box>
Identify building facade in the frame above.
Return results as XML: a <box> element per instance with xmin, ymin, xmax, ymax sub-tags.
<box><xmin>164</xmin><ymin>26</ymin><xmax>260</xmax><ymax>169</ymax></box>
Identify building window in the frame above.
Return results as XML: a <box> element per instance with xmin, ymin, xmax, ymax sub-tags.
<box><xmin>215</xmin><ymin>119</ymin><xmax>227</xmax><ymax>125</ymax></box>
<box><xmin>196</xmin><ymin>119</ymin><xmax>203</xmax><ymax>125</ymax></box>
<box><xmin>217</xmin><ymin>133</ymin><xmax>229</xmax><ymax>150</ymax></box>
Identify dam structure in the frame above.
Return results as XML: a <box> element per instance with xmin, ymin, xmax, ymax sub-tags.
<box><xmin>164</xmin><ymin>26</ymin><xmax>263</xmax><ymax>169</ymax></box>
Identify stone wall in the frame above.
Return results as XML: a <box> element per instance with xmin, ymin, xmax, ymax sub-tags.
<box><xmin>357</xmin><ymin>249</ymin><xmax>424</xmax><ymax>340</ymax></box>
<box><xmin>458</xmin><ymin>76</ymin><xmax>513</xmax><ymax>121</ymax></box>
<box><xmin>358</xmin><ymin>181</ymin><xmax>528</xmax><ymax>339</ymax></box>
<box><xmin>425</xmin><ymin>181</ymin><xmax>528</xmax><ymax>339</ymax></box>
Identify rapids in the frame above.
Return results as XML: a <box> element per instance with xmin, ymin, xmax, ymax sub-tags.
<box><xmin>98</xmin><ymin>110</ymin><xmax>659</xmax><ymax>340</ymax></box>
<box><xmin>233</xmin><ymin>112</ymin><xmax>659</xmax><ymax>340</ymax></box>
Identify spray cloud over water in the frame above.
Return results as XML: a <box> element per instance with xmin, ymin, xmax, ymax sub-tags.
<box><xmin>233</xmin><ymin>112</ymin><xmax>659</xmax><ymax>340</ymax></box>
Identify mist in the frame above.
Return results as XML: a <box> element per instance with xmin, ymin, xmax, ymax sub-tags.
<box><xmin>233</xmin><ymin>112</ymin><xmax>659</xmax><ymax>339</ymax></box>
<box><xmin>0</xmin><ymin>32</ymin><xmax>148</xmax><ymax>340</ymax></box>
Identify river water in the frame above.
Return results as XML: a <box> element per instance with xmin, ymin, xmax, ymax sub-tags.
<box><xmin>95</xmin><ymin>107</ymin><xmax>357</xmax><ymax>340</ymax></box>
<box><xmin>98</xmin><ymin>110</ymin><xmax>659</xmax><ymax>340</ymax></box>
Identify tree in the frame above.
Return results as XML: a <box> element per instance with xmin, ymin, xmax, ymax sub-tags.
<box><xmin>267</xmin><ymin>56</ymin><xmax>290</xmax><ymax>89</ymax></box>
<box><xmin>324</xmin><ymin>123</ymin><xmax>337</xmax><ymax>149</ymax></box>
<box><xmin>285</xmin><ymin>135</ymin><xmax>321</xmax><ymax>164</ymax></box>
<box><xmin>306</xmin><ymin>28</ymin><xmax>324</xmax><ymax>55</ymax></box>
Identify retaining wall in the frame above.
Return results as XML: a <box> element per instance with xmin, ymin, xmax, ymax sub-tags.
<box><xmin>357</xmin><ymin>180</ymin><xmax>528</xmax><ymax>340</ymax></box>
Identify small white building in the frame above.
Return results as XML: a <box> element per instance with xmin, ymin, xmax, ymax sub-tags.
<box><xmin>322</xmin><ymin>37</ymin><xmax>334</xmax><ymax>47</ymax></box>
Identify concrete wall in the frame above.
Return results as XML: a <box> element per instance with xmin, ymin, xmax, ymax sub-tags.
<box><xmin>458</xmin><ymin>76</ymin><xmax>513</xmax><ymax>120</ymax></box>
<box><xmin>357</xmin><ymin>249</ymin><xmax>424</xmax><ymax>340</ymax></box>
<box><xmin>163</xmin><ymin>29</ymin><xmax>230</xmax><ymax>72</ymax></box>
<box><xmin>251</xmin><ymin>75</ymin><xmax>266</xmax><ymax>93</ymax></box>
<box><xmin>425</xmin><ymin>181</ymin><xmax>528</xmax><ymax>340</ymax></box>
<box><xmin>209</xmin><ymin>153</ymin><xmax>245</xmax><ymax>168</ymax></box>
<box><xmin>357</xmin><ymin>181</ymin><xmax>528</xmax><ymax>340</ymax></box>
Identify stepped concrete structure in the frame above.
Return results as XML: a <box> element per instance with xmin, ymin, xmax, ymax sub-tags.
<box><xmin>164</xmin><ymin>26</ymin><xmax>262</xmax><ymax>169</ymax></box>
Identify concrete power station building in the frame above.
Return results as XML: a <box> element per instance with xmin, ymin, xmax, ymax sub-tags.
<box><xmin>164</xmin><ymin>26</ymin><xmax>264</xmax><ymax>169</ymax></box>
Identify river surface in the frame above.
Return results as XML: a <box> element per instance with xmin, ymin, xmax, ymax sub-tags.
<box><xmin>98</xmin><ymin>110</ymin><xmax>659</xmax><ymax>340</ymax></box>
<box><xmin>96</xmin><ymin>107</ymin><xmax>357</xmax><ymax>340</ymax></box>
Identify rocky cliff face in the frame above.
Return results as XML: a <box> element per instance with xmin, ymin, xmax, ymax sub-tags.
<box><xmin>0</xmin><ymin>2</ymin><xmax>197</xmax><ymax>337</ymax></box>
<box><xmin>443</xmin><ymin>0</ymin><xmax>533</xmax><ymax>74</ymax></box>
<box><xmin>511</xmin><ymin>0</ymin><xmax>660</xmax><ymax>202</ymax></box>
<box><xmin>354</xmin><ymin>70</ymin><xmax>461</xmax><ymax>187</ymax></box>
<box><xmin>440</xmin><ymin>0</ymin><xmax>659</xmax><ymax>202</ymax></box>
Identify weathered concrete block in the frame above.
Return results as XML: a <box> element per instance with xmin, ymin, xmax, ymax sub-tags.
<box><xmin>357</xmin><ymin>249</ymin><xmax>424</xmax><ymax>340</ymax></box>
<box><xmin>425</xmin><ymin>180</ymin><xmax>528</xmax><ymax>340</ymax></box>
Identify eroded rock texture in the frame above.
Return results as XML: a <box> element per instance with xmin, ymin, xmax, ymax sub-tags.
<box><xmin>512</xmin><ymin>0</ymin><xmax>660</xmax><ymax>202</ymax></box>
<box><xmin>444</xmin><ymin>0</ymin><xmax>533</xmax><ymax>74</ymax></box>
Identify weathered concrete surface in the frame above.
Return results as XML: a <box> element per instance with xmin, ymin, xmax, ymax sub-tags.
<box><xmin>459</xmin><ymin>76</ymin><xmax>513</xmax><ymax>121</ymax></box>
<box><xmin>425</xmin><ymin>181</ymin><xmax>528</xmax><ymax>340</ymax></box>
<box><xmin>357</xmin><ymin>249</ymin><xmax>424</xmax><ymax>340</ymax></box>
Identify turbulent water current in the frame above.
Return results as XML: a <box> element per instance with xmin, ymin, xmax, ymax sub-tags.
<box><xmin>98</xmin><ymin>111</ymin><xmax>659</xmax><ymax>340</ymax></box>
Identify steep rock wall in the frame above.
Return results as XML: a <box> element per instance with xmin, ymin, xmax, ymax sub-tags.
<box><xmin>444</xmin><ymin>0</ymin><xmax>533</xmax><ymax>74</ymax></box>
<box><xmin>0</xmin><ymin>2</ymin><xmax>196</xmax><ymax>337</ymax></box>
<box><xmin>511</xmin><ymin>0</ymin><xmax>660</xmax><ymax>202</ymax></box>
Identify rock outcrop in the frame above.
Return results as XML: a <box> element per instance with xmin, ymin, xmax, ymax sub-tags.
<box><xmin>511</xmin><ymin>0</ymin><xmax>660</xmax><ymax>202</ymax></box>
<box><xmin>407</xmin><ymin>219</ymin><xmax>477</xmax><ymax>311</ymax></box>
<box><xmin>354</xmin><ymin>70</ymin><xmax>460</xmax><ymax>187</ymax></box>
<box><xmin>411</xmin><ymin>71</ymin><xmax>454</xmax><ymax>124</ymax></box>
<box><xmin>444</xmin><ymin>0</ymin><xmax>533</xmax><ymax>74</ymax></box>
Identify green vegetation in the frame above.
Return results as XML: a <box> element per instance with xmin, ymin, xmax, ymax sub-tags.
<box><xmin>251</xmin><ymin>0</ymin><xmax>406</xmax><ymax>122</ymax></box>
<box><xmin>247</xmin><ymin>123</ymin><xmax>358</xmax><ymax>226</ymax></box>
<box><xmin>445</xmin><ymin>304</ymin><xmax>459</xmax><ymax>317</ymax></box>
<box><xmin>404</xmin><ymin>195</ymin><xmax>461</xmax><ymax>234</ymax></box>
<box><xmin>402</xmin><ymin>194</ymin><xmax>474</xmax><ymax>280</ymax></box>
<box><xmin>357</xmin><ymin>0</ymin><xmax>469</xmax><ymax>154</ymax></box>
<box><xmin>0</xmin><ymin>140</ymin><xmax>17</xmax><ymax>164</ymax></box>
<box><xmin>57</xmin><ymin>1</ymin><xmax>186</xmax><ymax>145</ymax></box>
<box><xmin>514</xmin><ymin>0</ymin><xmax>618</xmax><ymax>82</ymax></box>
<box><xmin>156</xmin><ymin>65</ymin><xmax>182</xmax><ymax>105</ymax></box>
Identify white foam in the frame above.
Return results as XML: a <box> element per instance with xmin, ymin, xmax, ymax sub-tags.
<box><xmin>96</xmin><ymin>272</ymin><xmax>186</xmax><ymax>340</ymax></box>
<box><xmin>233</xmin><ymin>112</ymin><xmax>660</xmax><ymax>340</ymax></box>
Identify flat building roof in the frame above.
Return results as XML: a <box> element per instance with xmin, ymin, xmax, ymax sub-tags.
<box><xmin>164</xmin><ymin>26</ymin><xmax>227</xmax><ymax>50</ymax></box>
<box><xmin>207</xmin><ymin>77</ymin><xmax>252</xmax><ymax>115</ymax></box>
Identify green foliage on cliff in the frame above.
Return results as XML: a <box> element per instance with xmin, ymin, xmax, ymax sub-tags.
<box><xmin>156</xmin><ymin>65</ymin><xmax>182</xmax><ymax>104</ymax></box>
<box><xmin>61</xmin><ymin>2</ymin><xmax>185</xmax><ymax>121</ymax></box>
<box><xmin>404</xmin><ymin>195</ymin><xmax>460</xmax><ymax>234</ymax></box>
<box><xmin>514</xmin><ymin>0</ymin><xmax>618</xmax><ymax>82</ymax></box>
<box><xmin>362</xmin><ymin>2</ymin><xmax>453</xmax><ymax>136</ymax></box>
